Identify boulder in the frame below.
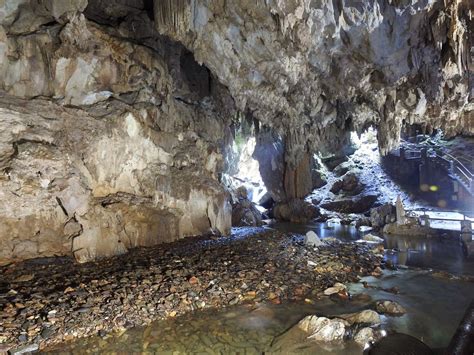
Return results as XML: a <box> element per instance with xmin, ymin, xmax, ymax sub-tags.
<box><xmin>341</xmin><ymin>173</ymin><xmax>360</xmax><ymax>192</ymax></box>
<box><xmin>299</xmin><ymin>316</ymin><xmax>347</xmax><ymax>342</ymax></box>
<box><xmin>321</xmin><ymin>195</ymin><xmax>378</xmax><ymax>214</ymax></box>
<box><xmin>273</xmin><ymin>199</ymin><xmax>320</xmax><ymax>223</ymax></box>
<box><xmin>323</xmin><ymin>156</ymin><xmax>349</xmax><ymax>171</ymax></box>
<box><xmin>304</xmin><ymin>231</ymin><xmax>323</xmax><ymax>247</ymax></box>
<box><xmin>232</xmin><ymin>187</ymin><xmax>263</xmax><ymax>227</ymax></box>
<box><xmin>333</xmin><ymin>161</ymin><xmax>356</xmax><ymax>177</ymax></box>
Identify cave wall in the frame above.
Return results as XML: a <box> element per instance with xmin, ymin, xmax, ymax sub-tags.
<box><xmin>0</xmin><ymin>1</ymin><xmax>235</xmax><ymax>264</ymax></box>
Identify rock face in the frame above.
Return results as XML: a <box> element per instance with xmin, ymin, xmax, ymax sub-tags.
<box><xmin>0</xmin><ymin>3</ymin><xmax>234</xmax><ymax>264</ymax></box>
<box><xmin>0</xmin><ymin>0</ymin><xmax>472</xmax><ymax>263</ymax></box>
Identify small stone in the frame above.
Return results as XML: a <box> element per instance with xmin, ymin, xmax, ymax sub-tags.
<box><xmin>304</xmin><ymin>231</ymin><xmax>323</xmax><ymax>247</ymax></box>
<box><xmin>229</xmin><ymin>297</ymin><xmax>239</xmax><ymax>306</ymax></box>
<box><xmin>188</xmin><ymin>276</ymin><xmax>199</xmax><ymax>285</ymax></box>
<box><xmin>9</xmin><ymin>344</ymin><xmax>39</xmax><ymax>355</ymax></box>
<box><xmin>323</xmin><ymin>283</ymin><xmax>346</xmax><ymax>296</ymax></box>
<box><xmin>14</xmin><ymin>274</ymin><xmax>34</xmax><ymax>283</ymax></box>
<box><xmin>41</xmin><ymin>327</ymin><xmax>54</xmax><ymax>339</ymax></box>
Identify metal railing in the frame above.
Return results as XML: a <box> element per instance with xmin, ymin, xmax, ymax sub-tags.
<box><xmin>399</xmin><ymin>146</ymin><xmax>474</xmax><ymax>195</ymax></box>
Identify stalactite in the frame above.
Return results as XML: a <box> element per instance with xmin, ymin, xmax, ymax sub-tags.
<box><xmin>154</xmin><ymin>0</ymin><xmax>192</xmax><ymax>35</ymax></box>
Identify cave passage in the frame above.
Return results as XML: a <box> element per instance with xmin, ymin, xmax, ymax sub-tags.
<box><xmin>0</xmin><ymin>0</ymin><xmax>473</xmax><ymax>354</ymax></box>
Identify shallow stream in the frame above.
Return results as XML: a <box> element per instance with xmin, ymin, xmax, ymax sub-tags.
<box><xmin>45</xmin><ymin>223</ymin><xmax>474</xmax><ymax>354</ymax></box>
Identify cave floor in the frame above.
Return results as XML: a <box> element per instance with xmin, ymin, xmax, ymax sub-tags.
<box><xmin>0</xmin><ymin>227</ymin><xmax>381</xmax><ymax>352</ymax></box>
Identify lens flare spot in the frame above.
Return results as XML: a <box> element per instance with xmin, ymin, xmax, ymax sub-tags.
<box><xmin>429</xmin><ymin>185</ymin><xmax>439</xmax><ymax>192</ymax></box>
<box><xmin>437</xmin><ymin>199</ymin><xmax>447</xmax><ymax>208</ymax></box>
<box><xmin>420</xmin><ymin>184</ymin><xmax>429</xmax><ymax>192</ymax></box>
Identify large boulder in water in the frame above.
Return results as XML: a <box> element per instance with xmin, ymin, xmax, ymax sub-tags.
<box><xmin>321</xmin><ymin>195</ymin><xmax>378</xmax><ymax>214</ymax></box>
<box><xmin>271</xmin><ymin>315</ymin><xmax>348</xmax><ymax>352</ymax></box>
<box><xmin>273</xmin><ymin>199</ymin><xmax>320</xmax><ymax>223</ymax></box>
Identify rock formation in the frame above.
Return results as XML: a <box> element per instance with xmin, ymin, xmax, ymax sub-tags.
<box><xmin>0</xmin><ymin>1</ymin><xmax>235</xmax><ymax>264</ymax></box>
<box><xmin>0</xmin><ymin>0</ymin><xmax>472</xmax><ymax>263</ymax></box>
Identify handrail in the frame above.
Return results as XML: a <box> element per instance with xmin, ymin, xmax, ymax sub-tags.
<box><xmin>396</xmin><ymin>143</ymin><xmax>474</xmax><ymax>195</ymax></box>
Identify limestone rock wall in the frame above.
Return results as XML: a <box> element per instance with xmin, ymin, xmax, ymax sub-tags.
<box><xmin>0</xmin><ymin>2</ymin><xmax>234</xmax><ymax>264</ymax></box>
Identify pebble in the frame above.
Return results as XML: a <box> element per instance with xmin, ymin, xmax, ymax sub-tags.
<box><xmin>9</xmin><ymin>343</ymin><xmax>39</xmax><ymax>354</ymax></box>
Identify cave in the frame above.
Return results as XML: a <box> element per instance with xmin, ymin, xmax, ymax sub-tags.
<box><xmin>0</xmin><ymin>0</ymin><xmax>473</xmax><ymax>353</ymax></box>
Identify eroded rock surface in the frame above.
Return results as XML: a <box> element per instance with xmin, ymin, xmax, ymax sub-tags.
<box><xmin>0</xmin><ymin>6</ymin><xmax>234</xmax><ymax>263</ymax></box>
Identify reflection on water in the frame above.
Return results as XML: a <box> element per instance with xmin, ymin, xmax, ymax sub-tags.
<box><xmin>383</xmin><ymin>234</ymin><xmax>474</xmax><ymax>276</ymax></box>
<box><xmin>270</xmin><ymin>221</ymin><xmax>360</xmax><ymax>241</ymax></box>
<box><xmin>45</xmin><ymin>223</ymin><xmax>474</xmax><ymax>354</ymax></box>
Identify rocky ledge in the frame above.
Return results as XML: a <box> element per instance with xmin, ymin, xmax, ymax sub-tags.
<box><xmin>0</xmin><ymin>228</ymin><xmax>382</xmax><ymax>352</ymax></box>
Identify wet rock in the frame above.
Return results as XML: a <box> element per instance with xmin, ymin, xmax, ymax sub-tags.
<box><xmin>323</xmin><ymin>283</ymin><xmax>347</xmax><ymax>296</ymax></box>
<box><xmin>304</xmin><ymin>231</ymin><xmax>323</xmax><ymax>247</ymax></box>
<box><xmin>362</xmin><ymin>234</ymin><xmax>384</xmax><ymax>244</ymax></box>
<box><xmin>299</xmin><ymin>316</ymin><xmax>347</xmax><ymax>342</ymax></box>
<box><xmin>273</xmin><ymin>199</ymin><xmax>320</xmax><ymax>223</ymax></box>
<box><xmin>339</xmin><ymin>310</ymin><xmax>381</xmax><ymax>325</ymax></box>
<box><xmin>354</xmin><ymin>327</ymin><xmax>376</xmax><ymax>347</ymax></box>
<box><xmin>375</xmin><ymin>300</ymin><xmax>407</xmax><ymax>315</ymax></box>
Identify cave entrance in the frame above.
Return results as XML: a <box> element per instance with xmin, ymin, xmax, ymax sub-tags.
<box><xmin>225</xmin><ymin>122</ymin><xmax>267</xmax><ymax>205</ymax></box>
<box><xmin>222</xmin><ymin>119</ymin><xmax>269</xmax><ymax>227</ymax></box>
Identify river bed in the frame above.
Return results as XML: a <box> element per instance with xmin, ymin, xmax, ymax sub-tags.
<box><xmin>43</xmin><ymin>223</ymin><xmax>474</xmax><ymax>354</ymax></box>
